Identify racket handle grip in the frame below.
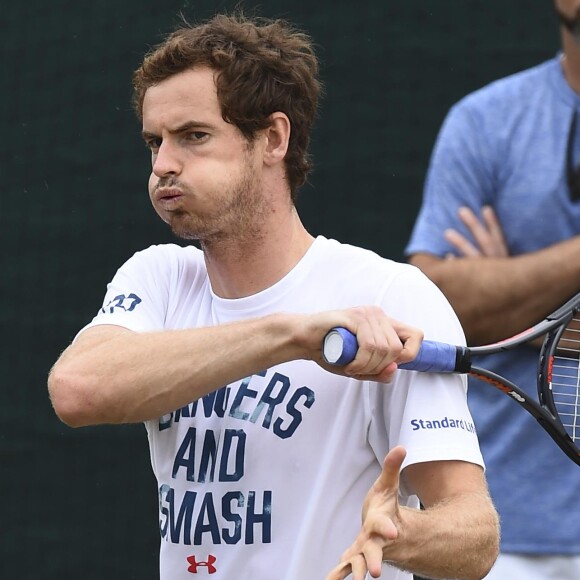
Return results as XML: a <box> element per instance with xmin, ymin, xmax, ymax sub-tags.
<box><xmin>322</xmin><ymin>327</ymin><xmax>470</xmax><ymax>373</ymax></box>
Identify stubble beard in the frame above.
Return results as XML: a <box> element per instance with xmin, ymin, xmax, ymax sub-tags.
<box><xmin>168</xmin><ymin>160</ymin><xmax>269</xmax><ymax>256</ymax></box>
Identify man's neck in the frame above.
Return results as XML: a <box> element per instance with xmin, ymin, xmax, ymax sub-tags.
<box><xmin>202</xmin><ymin>206</ymin><xmax>315</xmax><ymax>299</ymax></box>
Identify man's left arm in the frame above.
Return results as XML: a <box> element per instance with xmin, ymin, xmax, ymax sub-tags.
<box><xmin>326</xmin><ymin>447</ymin><xmax>499</xmax><ymax>580</ymax></box>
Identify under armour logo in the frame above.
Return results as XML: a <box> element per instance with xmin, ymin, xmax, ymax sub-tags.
<box><xmin>101</xmin><ymin>293</ymin><xmax>142</xmax><ymax>314</ymax></box>
<box><xmin>187</xmin><ymin>554</ymin><xmax>217</xmax><ymax>574</ymax></box>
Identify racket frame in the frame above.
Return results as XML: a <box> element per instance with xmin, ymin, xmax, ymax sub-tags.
<box><xmin>467</xmin><ymin>293</ymin><xmax>580</xmax><ymax>466</ymax></box>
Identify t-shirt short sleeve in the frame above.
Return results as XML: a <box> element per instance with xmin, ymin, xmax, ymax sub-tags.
<box><xmin>76</xmin><ymin>244</ymin><xmax>192</xmax><ymax>338</ymax></box>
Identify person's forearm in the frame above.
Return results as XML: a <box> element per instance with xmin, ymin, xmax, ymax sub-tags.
<box><xmin>49</xmin><ymin>306</ymin><xmax>423</xmax><ymax>427</ymax></box>
<box><xmin>411</xmin><ymin>235</ymin><xmax>580</xmax><ymax>345</ymax></box>
<box><xmin>386</xmin><ymin>492</ymin><xmax>499</xmax><ymax>580</ymax></box>
<box><xmin>49</xmin><ymin>314</ymin><xmax>306</xmax><ymax>426</ymax></box>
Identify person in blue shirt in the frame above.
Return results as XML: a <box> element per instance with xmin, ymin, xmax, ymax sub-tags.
<box><xmin>406</xmin><ymin>1</ymin><xmax>580</xmax><ymax>578</ymax></box>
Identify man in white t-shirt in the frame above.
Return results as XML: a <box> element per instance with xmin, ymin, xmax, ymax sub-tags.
<box><xmin>48</xmin><ymin>13</ymin><xmax>499</xmax><ymax>580</ymax></box>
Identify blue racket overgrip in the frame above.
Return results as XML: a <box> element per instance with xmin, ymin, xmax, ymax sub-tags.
<box><xmin>322</xmin><ymin>327</ymin><xmax>461</xmax><ymax>372</ymax></box>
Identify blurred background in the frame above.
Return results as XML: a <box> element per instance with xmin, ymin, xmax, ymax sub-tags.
<box><xmin>2</xmin><ymin>1</ymin><xmax>557</xmax><ymax>578</ymax></box>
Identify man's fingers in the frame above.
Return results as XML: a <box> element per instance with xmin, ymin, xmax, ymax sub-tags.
<box><xmin>344</xmin><ymin>315</ymin><xmax>403</xmax><ymax>377</ymax></box>
<box><xmin>325</xmin><ymin>561</ymin><xmax>351</xmax><ymax>580</ymax></box>
<box><xmin>454</xmin><ymin>205</ymin><xmax>509</xmax><ymax>258</ymax></box>
<box><xmin>363</xmin><ymin>540</ymin><xmax>387</xmax><ymax>578</ymax></box>
<box><xmin>326</xmin><ymin>555</ymin><xmax>368</xmax><ymax>580</ymax></box>
<box><xmin>481</xmin><ymin>205</ymin><xmax>509</xmax><ymax>256</ymax></box>
<box><xmin>391</xmin><ymin>319</ymin><xmax>423</xmax><ymax>366</ymax></box>
<box><xmin>350</xmin><ymin>555</ymin><xmax>371</xmax><ymax>580</ymax></box>
<box><xmin>376</xmin><ymin>445</ymin><xmax>406</xmax><ymax>491</ymax></box>
<box><xmin>320</xmin><ymin>306</ymin><xmax>424</xmax><ymax>383</ymax></box>
<box><xmin>444</xmin><ymin>228</ymin><xmax>481</xmax><ymax>257</ymax></box>
<box><xmin>352</xmin><ymin>362</ymin><xmax>398</xmax><ymax>384</ymax></box>
<box><xmin>457</xmin><ymin>206</ymin><xmax>496</xmax><ymax>253</ymax></box>
<box><xmin>326</xmin><ymin>447</ymin><xmax>406</xmax><ymax>580</ymax></box>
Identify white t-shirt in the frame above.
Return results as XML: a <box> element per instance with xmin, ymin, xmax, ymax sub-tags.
<box><xmin>82</xmin><ymin>236</ymin><xmax>483</xmax><ymax>580</ymax></box>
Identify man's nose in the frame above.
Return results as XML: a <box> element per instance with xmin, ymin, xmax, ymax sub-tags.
<box><xmin>152</xmin><ymin>141</ymin><xmax>182</xmax><ymax>177</ymax></box>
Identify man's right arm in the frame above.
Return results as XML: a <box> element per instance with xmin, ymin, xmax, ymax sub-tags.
<box><xmin>410</xmin><ymin>234</ymin><xmax>580</xmax><ymax>345</ymax></box>
<box><xmin>48</xmin><ymin>307</ymin><xmax>423</xmax><ymax>427</ymax></box>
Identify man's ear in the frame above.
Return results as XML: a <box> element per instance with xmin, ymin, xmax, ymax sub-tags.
<box><xmin>263</xmin><ymin>112</ymin><xmax>290</xmax><ymax>166</ymax></box>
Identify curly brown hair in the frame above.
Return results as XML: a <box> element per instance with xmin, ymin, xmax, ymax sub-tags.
<box><xmin>132</xmin><ymin>13</ymin><xmax>322</xmax><ymax>199</ymax></box>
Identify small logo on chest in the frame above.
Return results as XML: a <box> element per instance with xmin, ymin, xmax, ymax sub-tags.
<box><xmin>187</xmin><ymin>554</ymin><xmax>217</xmax><ymax>574</ymax></box>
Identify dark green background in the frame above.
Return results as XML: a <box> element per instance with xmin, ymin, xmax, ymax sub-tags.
<box><xmin>2</xmin><ymin>1</ymin><xmax>557</xmax><ymax>578</ymax></box>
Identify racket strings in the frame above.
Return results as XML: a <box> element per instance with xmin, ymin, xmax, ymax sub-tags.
<box><xmin>551</xmin><ymin>313</ymin><xmax>580</xmax><ymax>443</ymax></box>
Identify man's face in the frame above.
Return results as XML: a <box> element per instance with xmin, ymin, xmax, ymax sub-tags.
<box><xmin>141</xmin><ymin>67</ymin><xmax>268</xmax><ymax>244</ymax></box>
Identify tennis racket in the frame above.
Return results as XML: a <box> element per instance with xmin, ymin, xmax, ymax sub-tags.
<box><xmin>322</xmin><ymin>292</ymin><xmax>580</xmax><ymax>466</ymax></box>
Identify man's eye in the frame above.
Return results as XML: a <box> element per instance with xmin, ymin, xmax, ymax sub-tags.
<box><xmin>190</xmin><ymin>132</ymin><xmax>208</xmax><ymax>141</ymax></box>
<box><xmin>146</xmin><ymin>138</ymin><xmax>162</xmax><ymax>151</ymax></box>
